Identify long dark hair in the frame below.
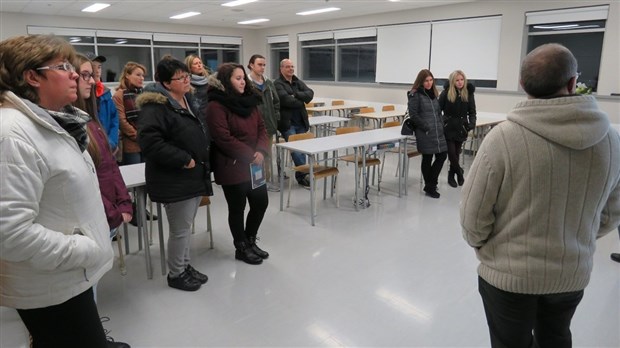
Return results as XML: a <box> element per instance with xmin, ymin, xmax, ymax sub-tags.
<box><xmin>411</xmin><ymin>69</ymin><xmax>438</xmax><ymax>97</ymax></box>
<box><xmin>216</xmin><ymin>62</ymin><xmax>257</xmax><ymax>97</ymax></box>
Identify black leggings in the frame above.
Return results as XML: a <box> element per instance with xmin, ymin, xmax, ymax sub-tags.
<box><xmin>421</xmin><ymin>152</ymin><xmax>447</xmax><ymax>190</ymax></box>
<box><xmin>17</xmin><ymin>287</ymin><xmax>107</xmax><ymax>348</ymax></box>
<box><xmin>446</xmin><ymin>140</ymin><xmax>463</xmax><ymax>171</ymax></box>
<box><xmin>222</xmin><ymin>181</ymin><xmax>269</xmax><ymax>246</ymax></box>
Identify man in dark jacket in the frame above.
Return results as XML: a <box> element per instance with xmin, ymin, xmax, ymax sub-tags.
<box><xmin>274</xmin><ymin>59</ymin><xmax>314</xmax><ymax>187</ymax></box>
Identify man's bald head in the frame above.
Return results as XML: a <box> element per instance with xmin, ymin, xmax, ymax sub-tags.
<box><xmin>520</xmin><ymin>43</ymin><xmax>578</xmax><ymax>98</ymax></box>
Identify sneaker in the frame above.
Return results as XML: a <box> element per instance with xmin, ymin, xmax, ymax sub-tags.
<box><xmin>101</xmin><ymin>317</ymin><xmax>131</xmax><ymax>348</ymax></box>
<box><xmin>185</xmin><ymin>264</ymin><xmax>208</xmax><ymax>284</ymax></box>
<box><xmin>167</xmin><ymin>271</ymin><xmax>202</xmax><ymax>291</ymax></box>
<box><xmin>267</xmin><ymin>182</ymin><xmax>280</xmax><ymax>192</ymax></box>
<box><xmin>298</xmin><ymin>175</ymin><xmax>311</xmax><ymax>189</ymax></box>
<box><xmin>423</xmin><ymin>187</ymin><xmax>440</xmax><ymax>199</ymax></box>
<box><xmin>611</xmin><ymin>253</ymin><xmax>620</xmax><ymax>263</ymax></box>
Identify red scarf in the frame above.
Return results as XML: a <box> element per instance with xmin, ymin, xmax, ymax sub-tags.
<box><xmin>96</xmin><ymin>81</ymin><xmax>105</xmax><ymax>97</ymax></box>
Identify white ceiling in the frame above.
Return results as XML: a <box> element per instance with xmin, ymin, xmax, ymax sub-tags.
<box><xmin>0</xmin><ymin>0</ymin><xmax>476</xmax><ymax>29</ymax></box>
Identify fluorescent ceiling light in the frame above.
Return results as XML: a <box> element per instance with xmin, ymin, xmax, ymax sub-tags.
<box><xmin>82</xmin><ymin>3</ymin><xmax>110</xmax><ymax>13</ymax></box>
<box><xmin>533</xmin><ymin>24</ymin><xmax>579</xmax><ymax>29</ymax></box>
<box><xmin>170</xmin><ymin>11</ymin><xmax>200</xmax><ymax>19</ymax></box>
<box><xmin>296</xmin><ymin>7</ymin><xmax>340</xmax><ymax>16</ymax></box>
<box><xmin>115</xmin><ymin>39</ymin><xmax>127</xmax><ymax>44</ymax></box>
<box><xmin>238</xmin><ymin>18</ymin><xmax>270</xmax><ymax>25</ymax></box>
<box><xmin>69</xmin><ymin>37</ymin><xmax>82</xmax><ymax>43</ymax></box>
<box><xmin>222</xmin><ymin>0</ymin><xmax>258</xmax><ymax>7</ymax></box>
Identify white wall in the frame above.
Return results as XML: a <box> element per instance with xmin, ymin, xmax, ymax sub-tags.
<box><xmin>1</xmin><ymin>0</ymin><xmax>619</xmax><ymax>120</ymax></box>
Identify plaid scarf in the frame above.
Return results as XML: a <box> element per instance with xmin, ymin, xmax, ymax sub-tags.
<box><xmin>46</xmin><ymin>106</ymin><xmax>90</xmax><ymax>153</ymax></box>
<box><xmin>123</xmin><ymin>88</ymin><xmax>142</xmax><ymax>126</ymax></box>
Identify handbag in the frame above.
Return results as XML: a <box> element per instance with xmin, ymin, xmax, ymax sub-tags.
<box><xmin>400</xmin><ymin>110</ymin><xmax>416</xmax><ymax>135</ymax></box>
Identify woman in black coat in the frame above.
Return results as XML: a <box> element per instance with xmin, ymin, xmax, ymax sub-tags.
<box><xmin>138</xmin><ymin>58</ymin><xmax>212</xmax><ymax>292</ymax></box>
<box><xmin>408</xmin><ymin>69</ymin><xmax>447</xmax><ymax>199</ymax></box>
<box><xmin>438</xmin><ymin>70</ymin><xmax>477</xmax><ymax>187</ymax></box>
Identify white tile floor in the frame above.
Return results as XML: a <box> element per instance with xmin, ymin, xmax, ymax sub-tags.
<box><xmin>2</xmin><ymin>155</ymin><xmax>619</xmax><ymax>348</ymax></box>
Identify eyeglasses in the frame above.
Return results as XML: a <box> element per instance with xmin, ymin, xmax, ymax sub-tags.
<box><xmin>170</xmin><ymin>74</ymin><xmax>190</xmax><ymax>82</ymax></box>
<box><xmin>80</xmin><ymin>72</ymin><xmax>95</xmax><ymax>81</ymax></box>
<box><xmin>36</xmin><ymin>62</ymin><xmax>76</xmax><ymax>74</ymax></box>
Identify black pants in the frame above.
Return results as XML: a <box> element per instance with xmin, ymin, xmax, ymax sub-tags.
<box><xmin>17</xmin><ymin>287</ymin><xmax>107</xmax><ymax>348</ymax></box>
<box><xmin>446</xmin><ymin>140</ymin><xmax>463</xmax><ymax>172</ymax></box>
<box><xmin>478</xmin><ymin>277</ymin><xmax>584</xmax><ymax>348</ymax></box>
<box><xmin>222</xmin><ymin>181</ymin><xmax>269</xmax><ymax>246</ymax></box>
<box><xmin>421</xmin><ymin>152</ymin><xmax>447</xmax><ymax>190</ymax></box>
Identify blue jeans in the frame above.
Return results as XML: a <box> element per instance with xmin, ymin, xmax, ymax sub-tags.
<box><xmin>283</xmin><ymin>125</ymin><xmax>308</xmax><ymax>182</ymax></box>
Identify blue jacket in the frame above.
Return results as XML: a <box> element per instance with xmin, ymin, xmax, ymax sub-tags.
<box><xmin>97</xmin><ymin>87</ymin><xmax>119</xmax><ymax>150</ymax></box>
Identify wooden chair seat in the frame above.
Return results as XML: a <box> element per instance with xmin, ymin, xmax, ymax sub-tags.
<box><xmin>339</xmin><ymin>155</ymin><xmax>381</xmax><ymax>167</ymax></box>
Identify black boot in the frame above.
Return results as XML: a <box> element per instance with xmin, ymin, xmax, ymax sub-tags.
<box><xmin>423</xmin><ymin>186</ymin><xmax>440</xmax><ymax>199</ymax></box>
<box><xmin>447</xmin><ymin>170</ymin><xmax>457</xmax><ymax>188</ymax></box>
<box><xmin>248</xmin><ymin>236</ymin><xmax>269</xmax><ymax>259</ymax></box>
<box><xmin>234</xmin><ymin>241</ymin><xmax>263</xmax><ymax>265</ymax></box>
<box><xmin>456</xmin><ymin>167</ymin><xmax>465</xmax><ymax>186</ymax></box>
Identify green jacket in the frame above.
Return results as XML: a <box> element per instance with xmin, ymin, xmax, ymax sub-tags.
<box><xmin>252</xmin><ymin>78</ymin><xmax>280</xmax><ymax>137</ymax></box>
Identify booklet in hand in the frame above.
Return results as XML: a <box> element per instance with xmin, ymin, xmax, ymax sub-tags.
<box><xmin>250</xmin><ymin>163</ymin><xmax>266</xmax><ymax>189</ymax></box>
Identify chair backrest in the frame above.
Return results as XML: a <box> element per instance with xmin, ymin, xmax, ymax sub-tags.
<box><xmin>336</xmin><ymin>126</ymin><xmax>362</xmax><ymax>135</ymax></box>
<box><xmin>382</xmin><ymin>121</ymin><xmax>401</xmax><ymax>128</ymax></box>
<box><xmin>382</xmin><ymin>105</ymin><xmax>395</xmax><ymax>111</ymax></box>
<box><xmin>305</xmin><ymin>102</ymin><xmax>315</xmax><ymax>108</ymax></box>
<box><xmin>358</xmin><ymin>107</ymin><xmax>375</xmax><ymax>113</ymax></box>
<box><xmin>288</xmin><ymin>132</ymin><xmax>315</xmax><ymax>142</ymax></box>
<box><xmin>331</xmin><ymin>100</ymin><xmax>344</xmax><ymax>106</ymax></box>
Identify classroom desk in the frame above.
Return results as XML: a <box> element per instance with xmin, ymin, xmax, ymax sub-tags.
<box><xmin>276</xmin><ymin>127</ymin><xmax>408</xmax><ymax>226</ymax></box>
<box><xmin>306</xmin><ymin>103</ymin><xmax>368</xmax><ymax>117</ymax></box>
<box><xmin>119</xmin><ymin>163</ymin><xmax>166</xmax><ymax>279</ymax></box>
<box><xmin>351</xmin><ymin>109</ymin><xmax>407</xmax><ymax>129</ymax></box>
<box><xmin>309</xmin><ymin>116</ymin><xmax>350</xmax><ymax>136</ymax></box>
<box><xmin>463</xmin><ymin>112</ymin><xmax>507</xmax><ymax>161</ymax></box>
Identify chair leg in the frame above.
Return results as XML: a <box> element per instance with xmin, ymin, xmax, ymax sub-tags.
<box><xmin>335</xmin><ymin>176</ymin><xmax>340</xmax><ymax>208</ymax></box>
<box><xmin>206</xmin><ymin>204</ymin><xmax>213</xmax><ymax>249</ymax></box>
<box><xmin>116</xmin><ymin>230</ymin><xmax>127</xmax><ymax>276</ymax></box>
<box><xmin>148</xmin><ymin>197</ymin><xmax>153</xmax><ymax>245</ymax></box>
<box><xmin>286</xmin><ymin>170</ymin><xmax>293</xmax><ymax>208</ymax></box>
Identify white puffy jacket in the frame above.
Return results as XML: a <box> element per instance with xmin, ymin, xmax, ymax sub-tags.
<box><xmin>0</xmin><ymin>91</ymin><xmax>113</xmax><ymax>309</ymax></box>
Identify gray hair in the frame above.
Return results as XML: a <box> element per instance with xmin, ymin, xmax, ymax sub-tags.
<box><xmin>520</xmin><ymin>43</ymin><xmax>578</xmax><ymax>98</ymax></box>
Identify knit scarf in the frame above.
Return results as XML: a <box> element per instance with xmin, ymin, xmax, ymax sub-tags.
<box><xmin>191</xmin><ymin>74</ymin><xmax>209</xmax><ymax>86</ymax></box>
<box><xmin>123</xmin><ymin>87</ymin><xmax>142</xmax><ymax>126</ymax></box>
<box><xmin>208</xmin><ymin>89</ymin><xmax>261</xmax><ymax>118</ymax></box>
<box><xmin>46</xmin><ymin>105</ymin><xmax>90</xmax><ymax>152</ymax></box>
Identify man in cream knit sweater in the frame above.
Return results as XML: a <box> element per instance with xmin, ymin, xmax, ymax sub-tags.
<box><xmin>460</xmin><ymin>43</ymin><xmax>620</xmax><ymax>348</ymax></box>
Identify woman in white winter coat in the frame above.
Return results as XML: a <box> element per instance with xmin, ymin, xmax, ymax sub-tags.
<box><xmin>0</xmin><ymin>35</ymin><xmax>113</xmax><ymax>348</ymax></box>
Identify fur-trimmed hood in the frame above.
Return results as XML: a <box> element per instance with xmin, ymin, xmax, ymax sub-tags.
<box><xmin>206</xmin><ymin>74</ymin><xmax>224</xmax><ymax>92</ymax></box>
<box><xmin>135</xmin><ymin>82</ymin><xmax>196</xmax><ymax>115</ymax></box>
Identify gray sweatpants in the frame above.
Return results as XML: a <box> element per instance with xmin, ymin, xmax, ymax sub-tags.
<box><xmin>164</xmin><ymin>196</ymin><xmax>201</xmax><ymax>277</ymax></box>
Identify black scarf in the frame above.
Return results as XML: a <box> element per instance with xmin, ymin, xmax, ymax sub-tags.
<box><xmin>207</xmin><ymin>89</ymin><xmax>261</xmax><ymax>118</ymax></box>
<box><xmin>46</xmin><ymin>106</ymin><xmax>90</xmax><ymax>152</ymax></box>
<box><xmin>418</xmin><ymin>86</ymin><xmax>436</xmax><ymax>99</ymax></box>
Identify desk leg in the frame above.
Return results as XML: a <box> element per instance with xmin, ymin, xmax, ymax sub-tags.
<box><xmin>136</xmin><ymin>187</ymin><xmax>152</xmax><ymax>279</ymax></box>
<box><xmin>398</xmin><ymin>139</ymin><xmax>404</xmax><ymax>197</ymax></box>
<box><xmin>157</xmin><ymin>203</ymin><xmax>166</xmax><ymax>276</ymax></box>
<box><xmin>279</xmin><ymin>146</ymin><xmax>284</xmax><ymax>211</ymax></box>
<box><xmin>354</xmin><ymin>148</ymin><xmax>359</xmax><ymax>212</ymax></box>
<box><xmin>309</xmin><ymin>156</ymin><xmax>315</xmax><ymax>226</ymax></box>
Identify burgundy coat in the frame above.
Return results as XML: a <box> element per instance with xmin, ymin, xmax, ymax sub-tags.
<box><xmin>88</xmin><ymin>121</ymin><xmax>133</xmax><ymax>229</ymax></box>
<box><xmin>206</xmin><ymin>100</ymin><xmax>269</xmax><ymax>186</ymax></box>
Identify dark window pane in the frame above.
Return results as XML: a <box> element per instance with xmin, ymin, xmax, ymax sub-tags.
<box><xmin>302</xmin><ymin>47</ymin><xmax>335</xmax><ymax>81</ymax></box>
<box><xmin>97</xmin><ymin>46</ymin><xmax>153</xmax><ymax>82</ymax></box>
<box><xmin>154</xmin><ymin>48</ymin><xmax>198</xmax><ymax>64</ymax></box>
<box><xmin>527</xmin><ymin>32</ymin><xmax>603</xmax><ymax>91</ymax></box>
<box><xmin>270</xmin><ymin>47</ymin><xmax>289</xmax><ymax>80</ymax></box>
<box><xmin>339</xmin><ymin>44</ymin><xmax>376</xmax><ymax>82</ymax></box>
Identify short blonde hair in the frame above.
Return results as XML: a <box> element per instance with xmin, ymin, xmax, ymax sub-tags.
<box><xmin>0</xmin><ymin>34</ymin><xmax>76</xmax><ymax>103</ymax></box>
<box><xmin>118</xmin><ymin>61</ymin><xmax>147</xmax><ymax>90</ymax></box>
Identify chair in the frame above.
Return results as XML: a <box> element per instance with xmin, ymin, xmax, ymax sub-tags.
<box><xmin>358</xmin><ymin>107</ymin><xmax>375</xmax><ymax>113</ymax></box>
<box><xmin>335</xmin><ymin>126</ymin><xmax>383</xmax><ymax>190</ymax></box>
<box><xmin>286</xmin><ymin>133</ymin><xmax>339</xmax><ymax>212</ymax></box>
<box><xmin>305</xmin><ymin>102</ymin><xmax>316</xmax><ymax>116</ymax></box>
<box><xmin>382</xmin><ymin>105</ymin><xmax>395</xmax><ymax>111</ymax></box>
<box><xmin>379</xmin><ymin>121</ymin><xmax>421</xmax><ymax>183</ymax></box>
<box><xmin>331</xmin><ymin>100</ymin><xmax>344</xmax><ymax>106</ymax></box>
<box><xmin>192</xmin><ymin>196</ymin><xmax>214</xmax><ymax>249</ymax></box>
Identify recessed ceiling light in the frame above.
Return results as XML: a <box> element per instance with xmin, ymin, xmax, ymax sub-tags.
<box><xmin>296</xmin><ymin>7</ymin><xmax>341</xmax><ymax>16</ymax></box>
<box><xmin>115</xmin><ymin>39</ymin><xmax>128</xmax><ymax>44</ymax></box>
<box><xmin>222</xmin><ymin>0</ymin><xmax>258</xmax><ymax>7</ymax></box>
<box><xmin>82</xmin><ymin>3</ymin><xmax>110</xmax><ymax>13</ymax></box>
<box><xmin>238</xmin><ymin>18</ymin><xmax>269</xmax><ymax>25</ymax></box>
<box><xmin>170</xmin><ymin>11</ymin><xmax>201</xmax><ymax>19</ymax></box>
<box><xmin>69</xmin><ymin>37</ymin><xmax>82</xmax><ymax>43</ymax></box>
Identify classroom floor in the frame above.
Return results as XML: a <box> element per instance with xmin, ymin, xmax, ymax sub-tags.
<box><xmin>2</xmin><ymin>154</ymin><xmax>619</xmax><ymax>348</ymax></box>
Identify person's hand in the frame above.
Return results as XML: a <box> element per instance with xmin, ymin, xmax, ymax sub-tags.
<box><xmin>252</xmin><ymin>152</ymin><xmax>264</xmax><ymax>165</ymax></box>
<box><xmin>122</xmin><ymin>213</ymin><xmax>132</xmax><ymax>223</ymax></box>
<box><xmin>184</xmin><ymin>158</ymin><xmax>196</xmax><ymax>169</ymax></box>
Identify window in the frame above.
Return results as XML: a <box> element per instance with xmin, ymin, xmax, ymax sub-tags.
<box><xmin>299</xmin><ymin>28</ymin><xmax>377</xmax><ymax>83</ymax></box>
<box><xmin>268</xmin><ymin>36</ymin><xmax>289</xmax><ymax>80</ymax></box>
<box><xmin>153</xmin><ymin>34</ymin><xmax>199</xmax><ymax>69</ymax></box>
<box><xmin>201</xmin><ymin>36</ymin><xmax>242</xmax><ymax>72</ymax></box>
<box><xmin>526</xmin><ymin>5</ymin><xmax>609</xmax><ymax>92</ymax></box>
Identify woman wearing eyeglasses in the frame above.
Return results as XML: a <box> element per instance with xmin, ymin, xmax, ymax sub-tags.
<box><xmin>0</xmin><ymin>35</ymin><xmax>114</xmax><ymax>347</ymax></box>
<box><xmin>137</xmin><ymin>58</ymin><xmax>213</xmax><ymax>292</ymax></box>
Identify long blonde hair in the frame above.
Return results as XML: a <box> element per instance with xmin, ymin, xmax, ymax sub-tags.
<box><xmin>118</xmin><ymin>61</ymin><xmax>147</xmax><ymax>90</ymax></box>
<box><xmin>184</xmin><ymin>54</ymin><xmax>210</xmax><ymax>77</ymax></box>
<box><xmin>446</xmin><ymin>70</ymin><xmax>469</xmax><ymax>103</ymax></box>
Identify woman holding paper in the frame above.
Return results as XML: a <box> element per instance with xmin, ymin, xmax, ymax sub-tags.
<box><xmin>205</xmin><ymin>63</ymin><xmax>270</xmax><ymax>265</ymax></box>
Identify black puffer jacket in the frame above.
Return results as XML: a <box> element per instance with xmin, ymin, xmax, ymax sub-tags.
<box><xmin>408</xmin><ymin>87</ymin><xmax>447</xmax><ymax>155</ymax></box>
<box><xmin>137</xmin><ymin>83</ymin><xmax>213</xmax><ymax>203</ymax></box>
<box><xmin>274</xmin><ymin>74</ymin><xmax>314</xmax><ymax>133</ymax></box>
<box><xmin>439</xmin><ymin>82</ymin><xmax>477</xmax><ymax>142</ymax></box>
